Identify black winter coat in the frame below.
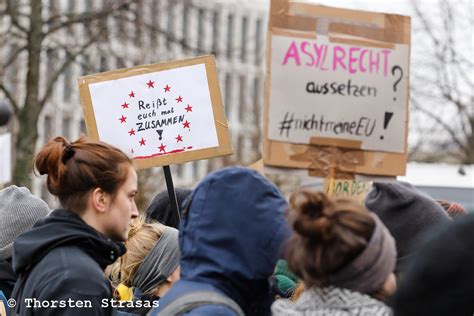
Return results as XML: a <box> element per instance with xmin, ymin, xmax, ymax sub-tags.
<box><xmin>0</xmin><ymin>258</ymin><xmax>16</xmax><ymax>297</ymax></box>
<box><xmin>11</xmin><ymin>209</ymin><xmax>126</xmax><ymax>316</ymax></box>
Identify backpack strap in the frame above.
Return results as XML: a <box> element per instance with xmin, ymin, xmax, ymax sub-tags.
<box><xmin>158</xmin><ymin>290</ymin><xmax>245</xmax><ymax>316</ymax></box>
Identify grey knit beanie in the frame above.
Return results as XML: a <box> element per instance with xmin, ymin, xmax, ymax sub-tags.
<box><xmin>145</xmin><ymin>188</ymin><xmax>192</xmax><ymax>229</ymax></box>
<box><xmin>0</xmin><ymin>185</ymin><xmax>50</xmax><ymax>259</ymax></box>
<box><xmin>365</xmin><ymin>181</ymin><xmax>450</xmax><ymax>273</ymax></box>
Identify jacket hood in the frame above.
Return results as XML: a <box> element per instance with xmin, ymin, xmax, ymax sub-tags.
<box><xmin>179</xmin><ymin>167</ymin><xmax>291</xmax><ymax>306</ymax></box>
<box><xmin>12</xmin><ymin>209</ymin><xmax>126</xmax><ymax>274</ymax></box>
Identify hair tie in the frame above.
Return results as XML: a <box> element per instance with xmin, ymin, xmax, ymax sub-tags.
<box><xmin>62</xmin><ymin>144</ymin><xmax>75</xmax><ymax>163</ymax></box>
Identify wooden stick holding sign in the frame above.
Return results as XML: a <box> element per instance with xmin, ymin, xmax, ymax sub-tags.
<box><xmin>78</xmin><ymin>55</ymin><xmax>233</xmax><ymax>220</ymax></box>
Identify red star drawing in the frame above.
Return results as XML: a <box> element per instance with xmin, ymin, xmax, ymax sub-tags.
<box><xmin>146</xmin><ymin>80</ymin><xmax>155</xmax><ymax>88</ymax></box>
<box><xmin>121</xmin><ymin>102</ymin><xmax>129</xmax><ymax>109</ymax></box>
<box><xmin>128</xmin><ymin>91</ymin><xmax>135</xmax><ymax>98</ymax></box>
<box><xmin>185</xmin><ymin>104</ymin><xmax>192</xmax><ymax>112</ymax></box>
<box><xmin>183</xmin><ymin>120</ymin><xmax>190</xmax><ymax>129</ymax></box>
<box><xmin>119</xmin><ymin>115</ymin><xmax>127</xmax><ymax>123</ymax></box>
<box><xmin>175</xmin><ymin>96</ymin><xmax>183</xmax><ymax>103</ymax></box>
<box><xmin>164</xmin><ymin>84</ymin><xmax>171</xmax><ymax>92</ymax></box>
<box><xmin>139</xmin><ymin>138</ymin><xmax>146</xmax><ymax>146</ymax></box>
<box><xmin>158</xmin><ymin>143</ymin><xmax>167</xmax><ymax>152</ymax></box>
<box><xmin>176</xmin><ymin>134</ymin><xmax>183</xmax><ymax>143</ymax></box>
<box><xmin>128</xmin><ymin>128</ymin><xmax>136</xmax><ymax>136</ymax></box>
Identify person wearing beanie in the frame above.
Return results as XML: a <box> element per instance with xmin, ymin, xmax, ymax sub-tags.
<box><xmin>145</xmin><ymin>188</ymin><xmax>192</xmax><ymax>229</ymax></box>
<box><xmin>393</xmin><ymin>213</ymin><xmax>474</xmax><ymax>316</ymax></box>
<box><xmin>272</xmin><ymin>190</ymin><xmax>396</xmax><ymax>316</ymax></box>
<box><xmin>0</xmin><ymin>185</ymin><xmax>50</xmax><ymax>297</ymax></box>
<box><xmin>364</xmin><ymin>181</ymin><xmax>450</xmax><ymax>277</ymax></box>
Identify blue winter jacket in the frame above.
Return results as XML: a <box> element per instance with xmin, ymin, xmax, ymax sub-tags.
<box><xmin>149</xmin><ymin>167</ymin><xmax>291</xmax><ymax>316</ymax></box>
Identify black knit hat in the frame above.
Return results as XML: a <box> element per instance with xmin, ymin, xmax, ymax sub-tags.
<box><xmin>393</xmin><ymin>214</ymin><xmax>474</xmax><ymax>316</ymax></box>
<box><xmin>145</xmin><ymin>188</ymin><xmax>192</xmax><ymax>228</ymax></box>
<box><xmin>364</xmin><ymin>181</ymin><xmax>450</xmax><ymax>273</ymax></box>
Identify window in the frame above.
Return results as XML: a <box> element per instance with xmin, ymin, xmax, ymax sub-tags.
<box><xmin>253</xmin><ymin>77</ymin><xmax>260</xmax><ymax>126</ymax></box>
<box><xmin>226</xmin><ymin>14</ymin><xmax>234</xmax><ymax>59</ymax></box>
<box><xmin>100</xmin><ymin>56</ymin><xmax>107</xmax><ymax>72</ymax></box>
<box><xmin>134</xmin><ymin>0</ymin><xmax>143</xmax><ymax>46</ymax></box>
<box><xmin>48</xmin><ymin>0</ymin><xmax>59</xmax><ymax>16</ymax></box>
<box><xmin>238</xmin><ymin>75</ymin><xmax>246</xmax><ymax>122</ymax></box>
<box><xmin>241</xmin><ymin>17</ymin><xmax>248</xmax><ymax>62</ymax></box>
<box><xmin>224</xmin><ymin>74</ymin><xmax>232</xmax><ymax>118</ymax></box>
<box><xmin>182</xmin><ymin>4</ymin><xmax>190</xmax><ymax>50</ymax></box>
<box><xmin>150</xmin><ymin>0</ymin><xmax>159</xmax><ymax>47</ymax></box>
<box><xmin>67</xmin><ymin>0</ymin><xmax>75</xmax><ymax>12</ymax></box>
<box><xmin>44</xmin><ymin>115</ymin><xmax>53</xmax><ymax>142</ymax></box>
<box><xmin>166</xmin><ymin>1</ymin><xmax>175</xmax><ymax>50</ymax></box>
<box><xmin>177</xmin><ymin>164</ymin><xmax>184</xmax><ymax>178</ymax></box>
<box><xmin>192</xmin><ymin>161</ymin><xmax>199</xmax><ymax>181</ymax></box>
<box><xmin>211</xmin><ymin>11</ymin><xmax>219</xmax><ymax>56</ymax></box>
<box><xmin>62</xmin><ymin>117</ymin><xmax>71</xmax><ymax>140</ymax></box>
<box><xmin>197</xmin><ymin>9</ymin><xmax>205</xmax><ymax>52</ymax></box>
<box><xmin>63</xmin><ymin>64</ymin><xmax>72</xmax><ymax>101</ymax></box>
<box><xmin>46</xmin><ymin>49</ymin><xmax>57</xmax><ymax>83</ymax></box>
<box><xmin>82</xmin><ymin>55</ymin><xmax>91</xmax><ymax>75</ymax></box>
<box><xmin>237</xmin><ymin>135</ymin><xmax>244</xmax><ymax>162</ymax></box>
<box><xmin>255</xmin><ymin>19</ymin><xmax>262</xmax><ymax>65</ymax></box>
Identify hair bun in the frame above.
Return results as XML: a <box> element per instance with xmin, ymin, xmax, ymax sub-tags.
<box><xmin>290</xmin><ymin>190</ymin><xmax>334</xmax><ymax>241</ymax></box>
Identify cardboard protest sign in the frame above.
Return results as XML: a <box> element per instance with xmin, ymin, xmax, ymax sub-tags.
<box><xmin>78</xmin><ymin>56</ymin><xmax>232</xmax><ymax>169</ymax></box>
<box><xmin>0</xmin><ymin>133</ymin><xmax>11</xmax><ymax>185</ymax></box>
<box><xmin>324</xmin><ymin>178</ymin><xmax>372</xmax><ymax>204</ymax></box>
<box><xmin>263</xmin><ymin>0</ymin><xmax>411</xmax><ymax>177</ymax></box>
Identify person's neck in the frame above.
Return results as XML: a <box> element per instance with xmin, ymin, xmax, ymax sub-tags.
<box><xmin>80</xmin><ymin>209</ymin><xmax>106</xmax><ymax>237</ymax></box>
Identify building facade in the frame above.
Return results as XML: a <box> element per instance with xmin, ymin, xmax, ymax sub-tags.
<box><xmin>1</xmin><ymin>0</ymin><xmax>269</xmax><ymax>201</ymax></box>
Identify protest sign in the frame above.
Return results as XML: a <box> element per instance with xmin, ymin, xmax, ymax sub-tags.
<box><xmin>263</xmin><ymin>0</ymin><xmax>411</xmax><ymax>177</ymax></box>
<box><xmin>0</xmin><ymin>133</ymin><xmax>11</xmax><ymax>185</ymax></box>
<box><xmin>78</xmin><ymin>56</ymin><xmax>232</xmax><ymax>169</ymax></box>
<box><xmin>324</xmin><ymin>178</ymin><xmax>372</xmax><ymax>204</ymax></box>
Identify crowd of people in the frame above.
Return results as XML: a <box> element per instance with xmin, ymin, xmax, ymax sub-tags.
<box><xmin>0</xmin><ymin>136</ymin><xmax>472</xmax><ymax>316</ymax></box>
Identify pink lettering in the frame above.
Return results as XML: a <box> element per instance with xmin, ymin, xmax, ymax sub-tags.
<box><xmin>333</xmin><ymin>46</ymin><xmax>347</xmax><ymax>71</ymax></box>
<box><xmin>369</xmin><ymin>50</ymin><xmax>380</xmax><ymax>74</ymax></box>
<box><xmin>381</xmin><ymin>49</ymin><xmax>391</xmax><ymax>77</ymax></box>
<box><xmin>282</xmin><ymin>41</ymin><xmax>301</xmax><ymax>66</ymax></box>
<box><xmin>359</xmin><ymin>49</ymin><xmax>368</xmax><ymax>72</ymax></box>
<box><xmin>313</xmin><ymin>43</ymin><xmax>324</xmax><ymax>68</ymax></box>
<box><xmin>348</xmin><ymin>47</ymin><xmax>360</xmax><ymax>74</ymax></box>
<box><xmin>301</xmin><ymin>41</ymin><xmax>315</xmax><ymax>66</ymax></box>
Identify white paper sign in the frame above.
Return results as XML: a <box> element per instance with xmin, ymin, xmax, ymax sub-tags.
<box><xmin>89</xmin><ymin>63</ymin><xmax>219</xmax><ymax>159</ymax></box>
<box><xmin>268</xmin><ymin>35</ymin><xmax>409</xmax><ymax>153</ymax></box>
<box><xmin>0</xmin><ymin>133</ymin><xmax>11</xmax><ymax>184</ymax></box>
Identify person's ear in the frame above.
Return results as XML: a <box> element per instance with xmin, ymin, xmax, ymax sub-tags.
<box><xmin>91</xmin><ymin>187</ymin><xmax>111</xmax><ymax>213</ymax></box>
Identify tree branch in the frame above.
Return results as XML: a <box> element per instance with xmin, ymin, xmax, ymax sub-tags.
<box><xmin>6</xmin><ymin>0</ymin><xmax>28</xmax><ymax>34</ymax></box>
<box><xmin>44</xmin><ymin>1</ymin><xmax>134</xmax><ymax>37</ymax></box>
<box><xmin>411</xmin><ymin>97</ymin><xmax>465</xmax><ymax>151</ymax></box>
<box><xmin>1</xmin><ymin>45</ymin><xmax>28</xmax><ymax>71</ymax></box>
<box><xmin>39</xmin><ymin>36</ymin><xmax>97</xmax><ymax>107</ymax></box>
<box><xmin>0</xmin><ymin>83</ymin><xmax>19</xmax><ymax>114</ymax></box>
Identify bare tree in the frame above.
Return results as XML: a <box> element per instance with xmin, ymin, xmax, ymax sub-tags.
<box><xmin>0</xmin><ymin>0</ymin><xmax>212</xmax><ymax>187</ymax></box>
<box><xmin>408</xmin><ymin>0</ymin><xmax>473</xmax><ymax>164</ymax></box>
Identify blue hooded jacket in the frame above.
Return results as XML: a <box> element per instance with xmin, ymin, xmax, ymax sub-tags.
<box><xmin>149</xmin><ymin>167</ymin><xmax>291</xmax><ymax>316</ymax></box>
